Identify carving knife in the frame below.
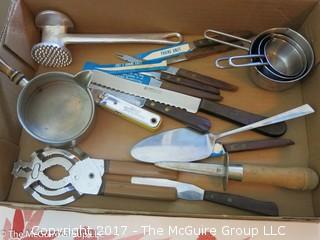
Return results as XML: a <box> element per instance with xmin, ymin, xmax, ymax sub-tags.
<box><xmin>117</xmin><ymin>54</ymin><xmax>288</xmax><ymax>137</ymax></box>
<box><xmin>154</xmin><ymin>162</ymin><xmax>319</xmax><ymax>191</ymax></box>
<box><xmin>131</xmin><ymin>177</ymin><xmax>279</xmax><ymax>216</ymax></box>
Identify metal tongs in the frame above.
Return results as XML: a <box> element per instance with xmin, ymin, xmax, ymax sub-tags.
<box><xmin>12</xmin><ymin>148</ymin><xmax>177</xmax><ymax>206</ymax></box>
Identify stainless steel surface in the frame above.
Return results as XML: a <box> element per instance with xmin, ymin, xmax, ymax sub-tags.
<box><xmin>91</xmin><ymin>70</ymin><xmax>202</xmax><ymax>113</ymax></box>
<box><xmin>131</xmin><ymin>177</ymin><xmax>204</xmax><ymax>200</ymax></box>
<box><xmin>155</xmin><ymin>162</ymin><xmax>244</xmax><ymax>181</ymax></box>
<box><xmin>32</xmin><ymin>10</ymin><xmax>183</xmax><ymax>67</ymax></box>
<box><xmin>212</xmin><ymin>28</ymin><xmax>314</xmax><ymax>91</ymax></box>
<box><xmin>264</xmin><ymin>35</ymin><xmax>307</xmax><ymax>76</ymax></box>
<box><xmin>227</xmin><ymin>34</ymin><xmax>307</xmax><ymax>77</ymax></box>
<box><xmin>131</xmin><ymin>105</ymin><xmax>314</xmax><ymax>162</ymax></box>
<box><xmin>131</xmin><ymin>128</ymin><xmax>213</xmax><ymax>162</ymax></box>
<box><xmin>204</xmin><ymin>29</ymin><xmax>251</xmax><ymax>51</ymax></box>
<box><xmin>0</xmin><ymin>57</ymin><xmax>96</xmax><ymax>146</ymax></box>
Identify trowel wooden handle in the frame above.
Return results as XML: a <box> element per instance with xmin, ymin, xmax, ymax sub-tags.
<box><xmin>242</xmin><ymin>165</ymin><xmax>319</xmax><ymax>191</ymax></box>
<box><xmin>107</xmin><ymin>160</ymin><xmax>178</xmax><ymax>180</ymax></box>
<box><xmin>103</xmin><ymin>181</ymin><xmax>177</xmax><ymax>200</ymax></box>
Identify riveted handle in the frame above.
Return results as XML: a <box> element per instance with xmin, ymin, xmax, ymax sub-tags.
<box><xmin>242</xmin><ymin>165</ymin><xmax>319</xmax><ymax>191</ymax></box>
<box><xmin>204</xmin><ymin>190</ymin><xmax>279</xmax><ymax>216</ymax></box>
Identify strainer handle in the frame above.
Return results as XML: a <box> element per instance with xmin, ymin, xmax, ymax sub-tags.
<box><xmin>0</xmin><ymin>58</ymin><xmax>28</xmax><ymax>87</ymax></box>
<box><xmin>204</xmin><ymin>29</ymin><xmax>251</xmax><ymax>51</ymax></box>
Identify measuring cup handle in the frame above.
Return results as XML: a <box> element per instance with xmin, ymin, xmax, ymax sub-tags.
<box><xmin>229</xmin><ymin>54</ymin><xmax>268</xmax><ymax>68</ymax></box>
<box><xmin>204</xmin><ymin>29</ymin><xmax>251</xmax><ymax>51</ymax></box>
<box><xmin>215</xmin><ymin>56</ymin><xmax>234</xmax><ymax>69</ymax></box>
<box><xmin>0</xmin><ymin>58</ymin><xmax>27</xmax><ymax>87</ymax></box>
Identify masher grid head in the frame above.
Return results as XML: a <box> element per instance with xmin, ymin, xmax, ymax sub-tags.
<box><xmin>31</xmin><ymin>42</ymin><xmax>72</xmax><ymax>67</ymax></box>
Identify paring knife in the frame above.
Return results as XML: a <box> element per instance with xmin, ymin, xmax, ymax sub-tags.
<box><xmin>117</xmin><ymin>54</ymin><xmax>288</xmax><ymax>137</ymax></box>
<box><xmin>131</xmin><ymin>177</ymin><xmax>279</xmax><ymax>216</ymax></box>
<box><xmin>117</xmin><ymin>53</ymin><xmax>238</xmax><ymax>91</ymax></box>
<box><xmin>154</xmin><ymin>162</ymin><xmax>319</xmax><ymax>191</ymax></box>
<box><xmin>90</xmin><ymin>81</ymin><xmax>212</xmax><ymax>133</ymax></box>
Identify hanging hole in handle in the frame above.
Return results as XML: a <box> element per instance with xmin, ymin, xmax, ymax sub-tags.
<box><xmin>161</xmin><ymin>32</ymin><xmax>184</xmax><ymax>44</ymax></box>
<box><xmin>229</xmin><ymin>54</ymin><xmax>268</xmax><ymax>68</ymax></box>
<box><xmin>204</xmin><ymin>29</ymin><xmax>251</xmax><ymax>51</ymax></box>
<box><xmin>215</xmin><ymin>56</ymin><xmax>234</xmax><ymax>69</ymax></box>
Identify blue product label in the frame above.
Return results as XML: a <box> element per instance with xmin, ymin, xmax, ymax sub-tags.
<box><xmin>83</xmin><ymin>62</ymin><xmax>153</xmax><ymax>85</ymax></box>
<box><xmin>135</xmin><ymin>42</ymin><xmax>192</xmax><ymax>61</ymax></box>
<box><xmin>83</xmin><ymin>61</ymin><xmax>166</xmax><ymax>74</ymax></box>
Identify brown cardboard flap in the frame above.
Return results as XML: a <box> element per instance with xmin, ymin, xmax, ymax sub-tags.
<box><xmin>3</xmin><ymin>0</ymin><xmax>320</xmax><ymax>219</ymax></box>
<box><xmin>4</xmin><ymin>0</ymin><xmax>39</xmax><ymax>69</ymax></box>
<box><xmin>24</xmin><ymin>0</ymin><xmax>317</xmax><ymax>34</ymax></box>
<box><xmin>0</xmin><ymin>139</ymin><xmax>19</xmax><ymax>201</ymax></box>
<box><xmin>300</xmin><ymin>2</ymin><xmax>320</xmax><ymax>65</ymax></box>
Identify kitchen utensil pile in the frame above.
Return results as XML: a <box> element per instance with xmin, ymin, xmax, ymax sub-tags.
<box><xmin>1</xmin><ymin>9</ymin><xmax>318</xmax><ymax>216</ymax></box>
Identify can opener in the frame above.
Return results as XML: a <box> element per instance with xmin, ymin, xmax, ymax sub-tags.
<box><xmin>12</xmin><ymin>148</ymin><xmax>177</xmax><ymax>206</ymax></box>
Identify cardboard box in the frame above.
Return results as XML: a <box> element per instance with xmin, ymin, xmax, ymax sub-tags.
<box><xmin>0</xmin><ymin>0</ymin><xmax>319</xmax><ymax>220</ymax></box>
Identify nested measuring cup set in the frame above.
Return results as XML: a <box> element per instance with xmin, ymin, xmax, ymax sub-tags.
<box><xmin>205</xmin><ymin>28</ymin><xmax>314</xmax><ymax>91</ymax></box>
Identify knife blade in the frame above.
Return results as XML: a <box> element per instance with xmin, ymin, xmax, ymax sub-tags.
<box><xmin>117</xmin><ymin>53</ymin><xmax>238</xmax><ymax>91</ymax></box>
<box><xmin>91</xmin><ymin>70</ymin><xmax>202</xmax><ymax>113</ymax></box>
<box><xmin>154</xmin><ymin>162</ymin><xmax>319</xmax><ymax>191</ymax></box>
<box><xmin>117</xmin><ymin>54</ymin><xmax>287</xmax><ymax>137</ymax></box>
<box><xmin>131</xmin><ymin>177</ymin><xmax>279</xmax><ymax>216</ymax></box>
<box><xmin>90</xmin><ymin>76</ymin><xmax>212</xmax><ymax>133</ymax></box>
<box><xmin>86</xmin><ymin>62</ymin><xmax>221</xmax><ymax>99</ymax></box>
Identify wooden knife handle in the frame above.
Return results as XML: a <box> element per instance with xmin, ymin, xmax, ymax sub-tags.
<box><xmin>161</xmin><ymin>81</ymin><xmax>222</xmax><ymax>101</ymax></box>
<box><xmin>144</xmin><ymin>100</ymin><xmax>212</xmax><ymax>133</ymax></box>
<box><xmin>160</xmin><ymin>72</ymin><xmax>220</xmax><ymax>95</ymax></box>
<box><xmin>224</xmin><ymin>138</ymin><xmax>294</xmax><ymax>153</ymax></box>
<box><xmin>203</xmin><ymin>191</ymin><xmax>279</xmax><ymax>216</ymax></box>
<box><xmin>102</xmin><ymin>181</ymin><xmax>177</xmax><ymax>200</ymax></box>
<box><xmin>107</xmin><ymin>160</ymin><xmax>178</xmax><ymax>180</ymax></box>
<box><xmin>242</xmin><ymin>165</ymin><xmax>319</xmax><ymax>191</ymax></box>
<box><xmin>176</xmin><ymin>68</ymin><xmax>238</xmax><ymax>91</ymax></box>
<box><xmin>199</xmin><ymin>100</ymin><xmax>287</xmax><ymax>137</ymax></box>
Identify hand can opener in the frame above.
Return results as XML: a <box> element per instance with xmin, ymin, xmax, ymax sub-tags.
<box><xmin>12</xmin><ymin>148</ymin><xmax>177</xmax><ymax>206</ymax></box>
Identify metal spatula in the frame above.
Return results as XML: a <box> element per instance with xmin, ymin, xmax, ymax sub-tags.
<box><xmin>131</xmin><ymin>104</ymin><xmax>314</xmax><ymax>162</ymax></box>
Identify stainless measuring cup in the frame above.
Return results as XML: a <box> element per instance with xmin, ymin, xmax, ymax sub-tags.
<box><xmin>0</xmin><ymin>58</ymin><xmax>95</xmax><ymax>146</ymax></box>
<box><xmin>206</xmin><ymin>28</ymin><xmax>314</xmax><ymax>91</ymax></box>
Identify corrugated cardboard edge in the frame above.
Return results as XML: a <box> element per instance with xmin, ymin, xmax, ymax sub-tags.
<box><xmin>0</xmin><ymin>201</ymin><xmax>319</xmax><ymax>223</ymax></box>
<box><xmin>299</xmin><ymin>1</ymin><xmax>320</xmax><ymax>218</ymax></box>
<box><xmin>2</xmin><ymin>0</ymin><xmax>39</xmax><ymax>69</ymax></box>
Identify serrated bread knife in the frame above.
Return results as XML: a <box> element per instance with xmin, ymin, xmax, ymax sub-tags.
<box><xmin>91</xmin><ymin>70</ymin><xmax>201</xmax><ymax>113</ymax></box>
